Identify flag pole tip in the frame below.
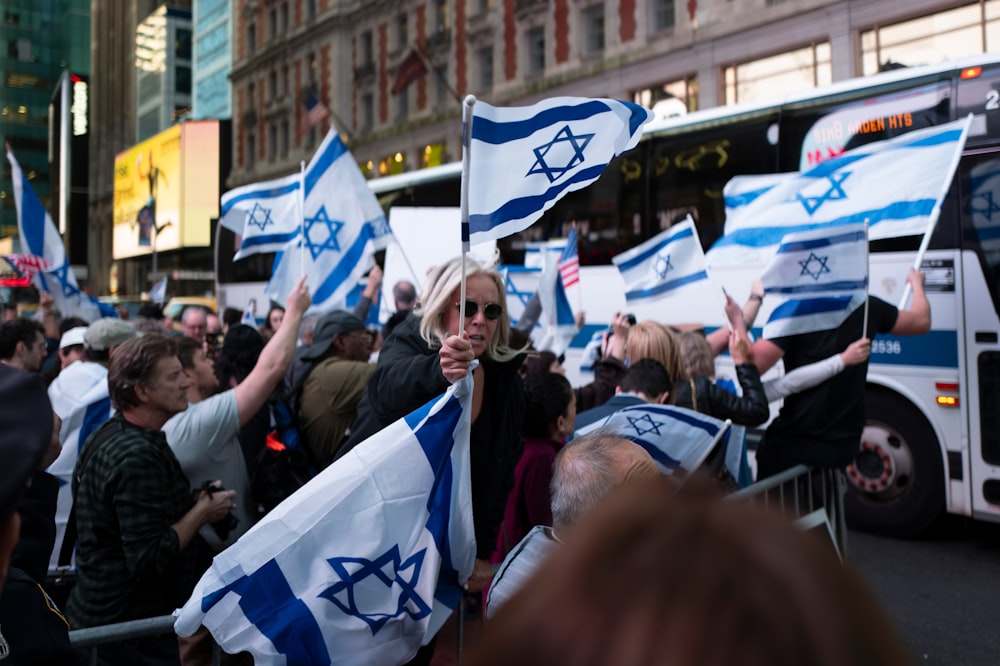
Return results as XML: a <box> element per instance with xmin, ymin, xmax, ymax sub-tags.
<box><xmin>463</xmin><ymin>95</ymin><xmax>477</xmax><ymax>108</ymax></box>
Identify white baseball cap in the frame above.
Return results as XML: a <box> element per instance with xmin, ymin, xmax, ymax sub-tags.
<box><xmin>59</xmin><ymin>326</ymin><xmax>88</xmax><ymax>350</ymax></box>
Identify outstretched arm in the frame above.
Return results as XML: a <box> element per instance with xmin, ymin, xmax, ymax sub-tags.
<box><xmin>233</xmin><ymin>277</ymin><xmax>311</xmax><ymax>425</ymax></box>
<box><xmin>763</xmin><ymin>338</ymin><xmax>870</xmax><ymax>402</ymax></box>
<box><xmin>891</xmin><ymin>268</ymin><xmax>931</xmax><ymax>336</ymax></box>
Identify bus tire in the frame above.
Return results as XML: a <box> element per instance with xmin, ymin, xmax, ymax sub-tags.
<box><xmin>844</xmin><ymin>389</ymin><xmax>944</xmax><ymax>537</ymax></box>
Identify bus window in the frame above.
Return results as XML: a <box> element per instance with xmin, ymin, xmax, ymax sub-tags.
<box><xmin>957</xmin><ymin>64</ymin><xmax>1000</xmax><ymax>147</ymax></box>
<box><xmin>960</xmin><ymin>152</ymin><xmax>1000</xmax><ymax>313</ymax></box>
<box><xmin>646</xmin><ymin>115</ymin><xmax>779</xmax><ymax>251</ymax></box>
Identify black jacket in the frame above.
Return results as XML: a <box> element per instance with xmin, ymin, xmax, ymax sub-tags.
<box><xmin>342</xmin><ymin>315</ymin><xmax>526</xmax><ymax>559</ymax></box>
<box><xmin>672</xmin><ymin>363</ymin><xmax>769</xmax><ymax>426</ymax></box>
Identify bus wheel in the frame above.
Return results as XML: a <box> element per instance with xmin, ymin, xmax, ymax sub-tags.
<box><xmin>844</xmin><ymin>390</ymin><xmax>944</xmax><ymax>537</ymax></box>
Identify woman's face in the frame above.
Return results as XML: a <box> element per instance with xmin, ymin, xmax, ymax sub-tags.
<box><xmin>268</xmin><ymin>309</ymin><xmax>284</xmax><ymax>331</ymax></box>
<box><xmin>442</xmin><ymin>273</ymin><xmax>501</xmax><ymax>359</ymax></box>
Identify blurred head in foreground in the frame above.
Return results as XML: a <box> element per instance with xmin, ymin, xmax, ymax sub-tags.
<box><xmin>469</xmin><ymin>477</ymin><xmax>910</xmax><ymax>666</ymax></box>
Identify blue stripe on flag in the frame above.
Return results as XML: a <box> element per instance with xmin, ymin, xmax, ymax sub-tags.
<box><xmin>310</xmin><ymin>227</ymin><xmax>374</xmax><ymax>304</ymax></box>
<box><xmin>768</xmin><ymin>295</ymin><xmax>854</xmax><ymax>322</ymax></box>
<box><xmin>80</xmin><ymin>398</ymin><xmax>111</xmax><ymax>454</ymax></box>
<box><xmin>201</xmin><ymin>560</ymin><xmax>331</xmax><ymax>665</ymax></box>
<box><xmin>625</xmin><ymin>270</ymin><xmax>708</xmax><ymax>301</ymax></box>
<box><xmin>19</xmin><ymin>171</ymin><xmax>47</xmax><ymax>257</ymax></box>
<box><xmin>777</xmin><ymin>228</ymin><xmax>867</xmax><ymax>253</ymax></box>
<box><xmin>766</xmin><ymin>279</ymin><xmax>868</xmax><ymax>296</ymax></box>
<box><xmin>724</xmin><ymin>186</ymin><xmax>775</xmax><ymax>210</ymax></box>
<box><xmin>712</xmin><ymin>199</ymin><xmax>937</xmax><ymax>249</ymax></box>
<box><xmin>468</xmin><ymin>163</ymin><xmax>606</xmax><ymax>233</ymax></box>
<box><xmin>239</xmin><ymin>231</ymin><xmax>300</xmax><ymax>250</ymax></box>
<box><xmin>616</xmin><ymin>227</ymin><xmax>694</xmax><ymax>273</ymax></box>
<box><xmin>471</xmin><ymin>100</ymin><xmax>611</xmax><ymax>143</ymax></box>
<box><xmin>220</xmin><ymin>181</ymin><xmax>300</xmax><ymax>216</ymax></box>
<box><xmin>305</xmin><ymin>136</ymin><xmax>349</xmax><ymax>196</ymax></box>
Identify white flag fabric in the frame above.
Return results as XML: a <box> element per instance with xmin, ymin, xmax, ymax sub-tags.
<box><xmin>220</xmin><ymin>172</ymin><xmax>303</xmax><ymax>259</ymax></box>
<box><xmin>612</xmin><ymin>216</ymin><xmax>709</xmax><ymax>305</ymax></box>
<box><xmin>266</xmin><ymin>131</ymin><xmax>391</xmax><ymax>313</ymax></box>
<box><xmin>760</xmin><ymin>223</ymin><xmax>869</xmax><ymax>339</ymax></box>
<box><xmin>149</xmin><ymin>276</ymin><xmax>168</xmax><ymax>305</ymax></box>
<box><xmin>597</xmin><ymin>404</ymin><xmax>731</xmax><ymax>477</ymax></box>
<box><xmin>7</xmin><ymin>149</ymin><xmax>115</xmax><ymax>322</ymax></box>
<box><xmin>467</xmin><ymin>97</ymin><xmax>652</xmax><ymax>245</ymax></box>
<box><xmin>533</xmin><ymin>250</ymin><xmax>577</xmax><ymax>356</ymax></box>
<box><xmin>708</xmin><ymin>117</ymin><xmax>972</xmax><ymax>267</ymax></box>
<box><xmin>46</xmin><ymin>361</ymin><xmax>112</xmax><ymax>573</ymax></box>
<box><xmin>174</xmin><ymin>369</ymin><xmax>476</xmax><ymax>666</ymax></box>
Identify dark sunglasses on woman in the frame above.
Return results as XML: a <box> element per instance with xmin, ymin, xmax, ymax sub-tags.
<box><xmin>456</xmin><ymin>300</ymin><xmax>503</xmax><ymax>320</ymax></box>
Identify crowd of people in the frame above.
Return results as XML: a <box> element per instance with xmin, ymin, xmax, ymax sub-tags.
<box><xmin>0</xmin><ymin>251</ymin><xmax>931</xmax><ymax>665</ymax></box>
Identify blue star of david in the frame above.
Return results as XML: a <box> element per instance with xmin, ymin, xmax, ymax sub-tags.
<box><xmin>50</xmin><ymin>262</ymin><xmax>79</xmax><ymax>298</ymax></box>
<box><xmin>626</xmin><ymin>414</ymin><xmax>665</xmax><ymax>437</ymax></box>
<box><xmin>303</xmin><ymin>206</ymin><xmax>345</xmax><ymax>260</ymax></box>
<box><xmin>246</xmin><ymin>203</ymin><xmax>273</xmax><ymax>232</ymax></box>
<box><xmin>653</xmin><ymin>252</ymin><xmax>673</xmax><ymax>280</ymax></box>
<box><xmin>504</xmin><ymin>273</ymin><xmax>533</xmax><ymax>309</ymax></box>
<box><xmin>797</xmin><ymin>172</ymin><xmax>850</xmax><ymax>216</ymax></box>
<box><xmin>320</xmin><ymin>545</ymin><xmax>431</xmax><ymax>635</ymax></box>
<box><xmin>798</xmin><ymin>252</ymin><xmax>831</xmax><ymax>281</ymax></box>
<box><xmin>972</xmin><ymin>191</ymin><xmax>1000</xmax><ymax>222</ymax></box>
<box><xmin>526</xmin><ymin>125</ymin><xmax>595</xmax><ymax>183</ymax></box>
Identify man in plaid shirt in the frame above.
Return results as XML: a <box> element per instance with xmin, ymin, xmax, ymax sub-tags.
<box><xmin>65</xmin><ymin>334</ymin><xmax>237</xmax><ymax>665</ymax></box>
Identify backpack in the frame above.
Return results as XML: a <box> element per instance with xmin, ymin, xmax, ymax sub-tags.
<box><xmin>250</xmin><ymin>360</ymin><xmax>320</xmax><ymax>515</ymax></box>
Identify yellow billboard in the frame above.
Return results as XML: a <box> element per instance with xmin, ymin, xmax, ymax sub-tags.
<box><xmin>113</xmin><ymin>121</ymin><xmax>220</xmax><ymax>259</ymax></box>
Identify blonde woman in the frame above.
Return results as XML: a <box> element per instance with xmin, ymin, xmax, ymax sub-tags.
<box><xmin>341</xmin><ymin>254</ymin><xmax>527</xmax><ymax>610</ymax></box>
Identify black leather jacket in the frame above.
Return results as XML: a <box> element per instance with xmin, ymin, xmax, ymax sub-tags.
<box><xmin>672</xmin><ymin>363</ymin><xmax>769</xmax><ymax>426</ymax></box>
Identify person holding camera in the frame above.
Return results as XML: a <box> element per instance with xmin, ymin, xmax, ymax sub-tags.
<box><xmin>65</xmin><ymin>334</ymin><xmax>237</xmax><ymax>665</ymax></box>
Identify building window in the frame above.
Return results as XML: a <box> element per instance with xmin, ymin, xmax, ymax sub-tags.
<box><xmin>175</xmin><ymin>65</ymin><xmax>191</xmax><ymax>94</ymax></box>
<box><xmin>175</xmin><ymin>28</ymin><xmax>192</xmax><ymax>60</ymax></box>
<box><xmin>281</xmin><ymin>120</ymin><xmax>289</xmax><ymax>158</ymax></box>
<box><xmin>477</xmin><ymin>47</ymin><xmax>493</xmax><ymax>90</ymax></box>
<box><xmin>246</xmin><ymin>133</ymin><xmax>256</xmax><ymax>167</ymax></box>
<box><xmin>361</xmin><ymin>93</ymin><xmax>374</xmax><ymax>132</ymax></box>
<box><xmin>246</xmin><ymin>23</ymin><xmax>256</xmax><ymax>56</ymax></box>
<box><xmin>360</xmin><ymin>30</ymin><xmax>373</xmax><ymax>66</ymax></box>
<box><xmin>397</xmin><ymin>14</ymin><xmax>408</xmax><ymax>50</ymax></box>
<box><xmin>422</xmin><ymin>142</ymin><xmax>446</xmax><ymax>168</ymax></box>
<box><xmin>723</xmin><ymin>42</ymin><xmax>831</xmax><ymax>105</ymax></box>
<box><xmin>280</xmin><ymin>2</ymin><xmax>289</xmax><ymax>32</ymax></box>
<box><xmin>434</xmin><ymin>0</ymin><xmax>449</xmax><ymax>31</ymax></box>
<box><xmin>269</xmin><ymin>124</ymin><xmax>277</xmax><ymax>161</ymax></box>
<box><xmin>435</xmin><ymin>66</ymin><xmax>449</xmax><ymax>107</ymax></box>
<box><xmin>633</xmin><ymin>75</ymin><xmax>698</xmax><ymax>116</ymax></box>
<box><xmin>379</xmin><ymin>151</ymin><xmax>405</xmax><ymax>176</ymax></box>
<box><xmin>309</xmin><ymin>52</ymin><xmax>318</xmax><ymax>83</ymax></box>
<box><xmin>860</xmin><ymin>2</ymin><xmax>1000</xmax><ymax>75</ymax></box>
<box><xmin>651</xmin><ymin>0</ymin><xmax>674</xmax><ymax>32</ymax></box>
<box><xmin>306</xmin><ymin>0</ymin><xmax>316</xmax><ymax>20</ymax></box>
<box><xmin>268</xmin><ymin>69</ymin><xmax>277</xmax><ymax>100</ymax></box>
<box><xmin>527</xmin><ymin>27</ymin><xmax>544</xmax><ymax>74</ymax></box>
<box><xmin>269</xmin><ymin>9</ymin><xmax>277</xmax><ymax>39</ymax></box>
<box><xmin>396</xmin><ymin>87</ymin><xmax>409</xmax><ymax>121</ymax></box>
<box><xmin>281</xmin><ymin>65</ymin><xmax>289</xmax><ymax>96</ymax></box>
<box><xmin>582</xmin><ymin>4</ymin><xmax>605</xmax><ymax>54</ymax></box>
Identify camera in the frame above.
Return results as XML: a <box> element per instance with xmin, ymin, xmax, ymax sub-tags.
<box><xmin>199</xmin><ymin>480</ymin><xmax>239</xmax><ymax>540</ymax></box>
<box><xmin>624</xmin><ymin>313</ymin><xmax>637</xmax><ymax>325</ymax></box>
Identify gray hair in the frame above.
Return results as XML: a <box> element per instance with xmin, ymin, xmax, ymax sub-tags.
<box><xmin>298</xmin><ymin>313</ymin><xmax>320</xmax><ymax>345</ymax></box>
<box><xmin>551</xmin><ymin>429</ymin><xmax>631</xmax><ymax>530</ymax></box>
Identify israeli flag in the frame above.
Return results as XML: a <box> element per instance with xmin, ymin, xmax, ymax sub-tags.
<box><xmin>266</xmin><ymin>131</ymin><xmax>391</xmax><ymax>313</ymax></box>
<box><xmin>760</xmin><ymin>223</ymin><xmax>869</xmax><ymax>339</ymax></box>
<box><xmin>47</xmin><ymin>362</ymin><xmax>113</xmax><ymax>573</ymax></box>
<box><xmin>500</xmin><ymin>265</ymin><xmax>541</xmax><ymax>328</ymax></box>
<box><xmin>7</xmin><ymin>148</ymin><xmax>115</xmax><ymax>322</ymax></box>
<box><xmin>466</xmin><ymin>97</ymin><xmax>652</xmax><ymax>245</ymax></box>
<box><xmin>220</xmin><ymin>172</ymin><xmax>303</xmax><ymax>259</ymax></box>
<box><xmin>599</xmin><ymin>404</ymin><xmax>732</xmax><ymax>478</ymax></box>
<box><xmin>175</xmin><ymin>367</ymin><xmax>476</xmax><ymax>666</ymax></box>
<box><xmin>612</xmin><ymin>216</ymin><xmax>709</xmax><ymax>304</ymax></box>
<box><xmin>149</xmin><ymin>276</ymin><xmax>168</xmax><ymax>305</ymax></box>
<box><xmin>708</xmin><ymin>117</ymin><xmax>973</xmax><ymax>267</ymax></box>
<box><xmin>968</xmin><ymin>158</ymin><xmax>1000</xmax><ymax>269</ymax></box>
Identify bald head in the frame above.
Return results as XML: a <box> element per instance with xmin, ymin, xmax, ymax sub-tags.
<box><xmin>550</xmin><ymin>429</ymin><xmax>659</xmax><ymax>530</ymax></box>
<box><xmin>181</xmin><ymin>306</ymin><xmax>208</xmax><ymax>342</ymax></box>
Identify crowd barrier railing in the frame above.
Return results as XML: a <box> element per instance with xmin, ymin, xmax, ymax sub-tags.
<box><xmin>69</xmin><ymin>616</ymin><xmax>220</xmax><ymax>666</ymax></box>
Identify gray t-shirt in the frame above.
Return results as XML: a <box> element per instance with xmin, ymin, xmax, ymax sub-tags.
<box><xmin>486</xmin><ymin>525</ymin><xmax>559</xmax><ymax>619</ymax></box>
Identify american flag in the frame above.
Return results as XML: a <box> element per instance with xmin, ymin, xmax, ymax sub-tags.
<box><xmin>558</xmin><ymin>227</ymin><xmax>580</xmax><ymax>289</ymax></box>
<box><xmin>4</xmin><ymin>253</ymin><xmax>50</xmax><ymax>282</ymax></box>
<box><xmin>300</xmin><ymin>88</ymin><xmax>330</xmax><ymax>134</ymax></box>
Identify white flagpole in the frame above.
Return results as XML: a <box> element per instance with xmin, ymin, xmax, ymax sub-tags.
<box><xmin>862</xmin><ymin>218</ymin><xmax>870</xmax><ymax>338</ymax></box>
<box><xmin>299</xmin><ymin>159</ymin><xmax>306</xmax><ymax>277</ymax></box>
<box><xmin>898</xmin><ymin>113</ymin><xmax>973</xmax><ymax>309</ymax></box>
<box><xmin>458</xmin><ymin>95</ymin><xmax>477</xmax><ymax>324</ymax></box>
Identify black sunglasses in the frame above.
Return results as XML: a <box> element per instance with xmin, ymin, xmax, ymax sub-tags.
<box><xmin>456</xmin><ymin>300</ymin><xmax>503</xmax><ymax>321</ymax></box>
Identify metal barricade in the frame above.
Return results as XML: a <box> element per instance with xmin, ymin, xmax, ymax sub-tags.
<box><xmin>727</xmin><ymin>464</ymin><xmax>848</xmax><ymax>561</ymax></box>
<box><xmin>69</xmin><ymin>616</ymin><xmax>221</xmax><ymax>666</ymax></box>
